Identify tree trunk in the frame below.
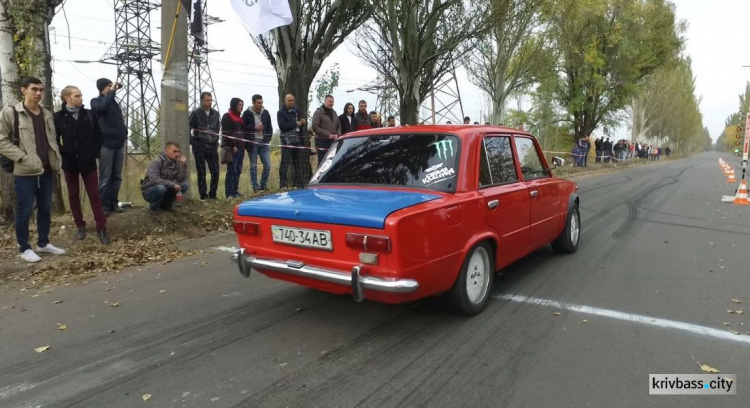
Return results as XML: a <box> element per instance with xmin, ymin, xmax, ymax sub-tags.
<box><xmin>0</xmin><ymin>0</ymin><xmax>18</xmax><ymax>224</ymax></box>
<box><xmin>399</xmin><ymin>95</ymin><xmax>421</xmax><ymax>126</ymax></box>
<box><xmin>277</xmin><ymin>64</ymin><xmax>314</xmax><ymax>184</ymax></box>
<box><xmin>39</xmin><ymin>20</ymin><xmax>65</xmax><ymax>214</ymax></box>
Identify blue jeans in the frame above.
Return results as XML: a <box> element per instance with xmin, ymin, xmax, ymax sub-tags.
<box><xmin>143</xmin><ymin>182</ymin><xmax>189</xmax><ymax>210</ymax></box>
<box><xmin>99</xmin><ymin>145</ymin><xmax>124</xmax><ymax>212</ymax></box>
<box><xmin>249</xmin><ymin>144</ymin><xmax>271</xmax><ymax>190</ymax></box>
<box><xmin>224</xmin><ymin>148</ymin><xmax>244</xmax><ymax>197</ymax></box>
<box><xmin>14</xmin><ymin>170</ymin><xmax>54</xmax><ymax>252</ymax></box>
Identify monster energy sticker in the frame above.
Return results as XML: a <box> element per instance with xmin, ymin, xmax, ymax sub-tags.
<box><xmin>431</xmin><ymin>139</ymin><xmax>454</xmax><ymax>160</ymax></box>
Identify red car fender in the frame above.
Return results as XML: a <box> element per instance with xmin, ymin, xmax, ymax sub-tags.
<box><xmin>457</xmin><ymin>230</ymin><xmax>500</xmax><ymax>277</ymax></box>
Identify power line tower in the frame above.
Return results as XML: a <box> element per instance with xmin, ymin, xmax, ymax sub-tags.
<box><xmin>347</xmin><ymin>76</ymin><xmax>399</xmax><ymax>120</ymax></box>
<box><xmin>188</xmin><ymin>0</ymin><xmax>223</xmax><ymax>111</ymax></box>
<box><xmin>100</xmin><ymin>0</ymin><xmax>161</xmax><ymax>162</ymax></box>
<box><xmin>420</xmin><ymin>62</ymin><xmax>465</xmax><ymax>125</ymax></box>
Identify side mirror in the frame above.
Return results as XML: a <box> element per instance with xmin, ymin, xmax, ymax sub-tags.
<box><xmin>551</xmin><ymin>156</ymin><xmax>565</xmax><ymax>169</ymax></box>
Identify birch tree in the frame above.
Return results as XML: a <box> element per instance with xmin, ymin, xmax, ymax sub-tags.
<box><xmin>355</xmin><ymin>0</ymin><xmax>488</xmax><ymax>125</ymax></box>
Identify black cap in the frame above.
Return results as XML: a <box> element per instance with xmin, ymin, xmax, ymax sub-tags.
<box><xmin>97</xmin><ymin>78</ymin><xmax>113</xmax><ymax>92</ymax></box>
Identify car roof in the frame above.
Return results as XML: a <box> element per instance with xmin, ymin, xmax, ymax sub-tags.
<box><xmin>339</xmin><ymin>125</ymin><xmax>535</xmax><ymax>140</ymax></box>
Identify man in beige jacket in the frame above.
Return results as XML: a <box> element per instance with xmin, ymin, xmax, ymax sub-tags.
<box><xmin>0</xmin><ymin>77</ymin><xmax>66</xmax><ymax>263</ymax></box>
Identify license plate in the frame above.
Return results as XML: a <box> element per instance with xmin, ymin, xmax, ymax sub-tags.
<box><xmin>271</xmin><ymin>225</ymin><xmax>333</xmax><ymax>250</ymax></box>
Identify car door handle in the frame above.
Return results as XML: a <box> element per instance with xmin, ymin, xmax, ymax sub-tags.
<box><xmin>530</xmin><ymin>190</ymin><xmax>539</xmax><ymax>198</ymax></box>
<box><xmin>487</xmin><ymin>200</ymin><xmax>499</xmax><ymax>209</ymax></box>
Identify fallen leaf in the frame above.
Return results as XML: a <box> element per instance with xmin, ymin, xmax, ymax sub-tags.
<box><xmin>728</xmin><ymin>330</ymin><xmax>740</xmax><ymax>335</ymax></box>
<box><xmin>35</xmin><ymin>345</ymin><xmax>50</xmax><ymax>353</ymax></box>
<box><xmin>581</xmin><ymin>320</ymin><xmax>588</xmax><ymax>323</ymax></box>
<box><xmin>108</xmin><ymin>329</ymin><xmax>116</xmax><ymax>334</ymax></box>
<box><xmin>53</xmin><ymin>300</ymin><xmax>63</xmax><ymax>304</ymax></box>
<box><xmin>723</xmin><ymin>322</ymin><xmax>731</xmax><ymax>326</ymax></box>
<box><xmin>736</xmin><ymin>310</ymin><xmax>744</xmax><ymax>315</ymax></box>
<box><xmin>553</xmin><ymin>312</ymin><xmax>561</xmax><ymax>316</ymax></box>
<box><xmin>170</xmin><ymin>351</ymin><xmax>175</xmax><ymax>356</ymax></box>
<box><xmin>142</xmin><ymin>394</ymin><xmax>151</xmax><ymax>401</ymax></box>
<box><xmin>110</xmin><ymin>302</ymin><xmax>119</xmax><ymax>307</ymax></box>
<box><xmin>701</xmin><ymin>364</ymin><xmax>720</xmax><ymax>373</ymax></box>
<box><xmin>159</xmin><ymin>290</ymin><xmax>167</xmax><ymax>293</ymax></box>
<box><xmin>57</xmin><ymin>324</ymin><xmax>67</xmax><ymax>331</ymax></box>
<box><xmin>731</xmin><ymin>299</ymin><xmax>742</xmax><ymax>304</ymax></box>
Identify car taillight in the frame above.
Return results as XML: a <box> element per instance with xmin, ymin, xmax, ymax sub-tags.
<box><xmin>234</xmin><ymin>221</ymin><xmax>260</xmax><ymax>236</ymax></box>
<box><xmin>346</xmin><ymin>233</ymin><xmax>391</xmax><ymax>253</ymax></box>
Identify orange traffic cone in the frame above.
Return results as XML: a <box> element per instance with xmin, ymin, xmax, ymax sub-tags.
<box><xmin>727</xmin><ymin>171</ymin><xmax>736</xmax><ymax>183</ymax></box>
<box><xmin>734</xmin><ymin>180</ymin><xmax>750</xmax><ymax>205</ymax></box>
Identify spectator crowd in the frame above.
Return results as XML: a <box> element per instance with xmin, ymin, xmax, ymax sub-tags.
<box><xmin>571</xmin><ymin>136</ymin><xmax>671</xmax><ymax>167</ymax></box>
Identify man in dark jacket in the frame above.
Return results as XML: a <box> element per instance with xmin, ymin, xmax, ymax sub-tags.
<box><xmin>278</xmin><ymin>93</ymin><xmax>307</xmax><ymax>188</ymax></box>
<box><xmin>242</xmin><ymin>94</ymin><xmax>273</xmax><ymax>192</ymax></box>
<box><xmin>312</xmin><ymin>95</ymin><xmax>342</xmax><ymax>166</ymax></box>
<box><xmin>141</xmin><ymin>142</ymin><xmax>189</xmax><ymax>212</ymax></box>
<box><xmin>55</xmin><ymin>86</ymin><xmax>109</xmax><ymax>244</ymax></box>
<box><xmin>91</xmin><ymin>78</ymin><xmax>127</xmax><ymax>216</ymax></box>
<box><xmin>189</xmin><ymin>92</ymin><xmax>220</xmax><ymax>199</ymax></box>
<box><xmin>354</xmin><ymin>100</ymin><xmax>375</xmax><ymax>131</ymax></box>
<box><xmin>594</xmin><ymin>137</ymin><xmax>603</xmax><ymax>163</ymax></box>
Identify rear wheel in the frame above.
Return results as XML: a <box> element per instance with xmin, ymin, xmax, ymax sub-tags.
<box><xmin>551</xmin><ymin>204</ymin><xmax>580</xmax><ymax>253</ymax></box>
<box><xmin>447</xmin><ymin>242</ymin><xmax>495</xmax><ymax>316</ymax></box>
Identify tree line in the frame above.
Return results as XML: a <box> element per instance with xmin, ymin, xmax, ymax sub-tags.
<box><xmin>260</xmin><ymin>0</ymin><xmax>706</xmax><ymax>151</ymax></box>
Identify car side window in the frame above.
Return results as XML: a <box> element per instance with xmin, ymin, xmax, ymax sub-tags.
<box><xmin>479</xmin><ymin>136</ymin><xmax>518</xmax><ymax>188</ymax></box>
<box><xmin>514</xmin><ymin>137</ymin><xmax>548</xmax><ymax>180</ymax></box>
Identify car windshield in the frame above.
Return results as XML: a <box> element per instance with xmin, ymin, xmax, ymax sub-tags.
<box><xmin>310</xmin><ymin>134</ymin><xmax>460</xmax><ymax>192</ymax></box>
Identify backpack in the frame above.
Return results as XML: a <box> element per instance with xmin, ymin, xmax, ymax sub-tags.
<box><xmin>0</xmin><ymin>107</ymin><xmax>20</xmax><ymax>173</ymax></box>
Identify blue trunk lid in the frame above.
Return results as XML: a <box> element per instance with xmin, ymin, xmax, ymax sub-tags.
<box><xmin>235</xmin><ymin>188</ymin><xmax>442</xmax><ymax>229</ymax></box>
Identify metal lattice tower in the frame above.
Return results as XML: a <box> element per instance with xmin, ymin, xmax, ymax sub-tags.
<box><xmin>348</xmin><ymin>76</ymin><xmax>400</xmax><ymax>121</ymax></box>
<box><xmin>100</xmin><ymin>0</ymin><xmax>161</xmax><ymax>160</ymax></box>
<box><xmin>188</xmin><ymin>0</ymin><xmax>223</xmax><ymax>111</ymax></box>
<box><xmin>420</xmin><ymin>62</ymin><xmax>465</xmax><ymax>125</ymax></box>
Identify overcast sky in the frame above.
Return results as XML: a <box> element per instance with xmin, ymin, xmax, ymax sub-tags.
<box><xmin>50</xmin><ymin>0</ymin><xmax>750</xmax><ymax>142</ymax></box>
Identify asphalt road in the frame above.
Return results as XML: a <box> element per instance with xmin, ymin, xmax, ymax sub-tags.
<box><xmin>1</xmin><ymin>152</ymin><xmax>749</xmax><ymax>408</ymax></box>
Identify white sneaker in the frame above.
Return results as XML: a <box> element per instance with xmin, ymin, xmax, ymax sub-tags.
<box><xmin>36</xmin><ymin>244</ymin><xmax>66</xmax><ymax>255</ymax></box>
<box><xmin>20</xmin><ymin>249</ymin><xmax>42</xmax><ymax>263</ymax></box>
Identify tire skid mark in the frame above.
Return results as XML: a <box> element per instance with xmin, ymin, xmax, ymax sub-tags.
<box><xmin>3</xmin><ymin>288</ymin><xmax>324</xmax><ymax>407</ymax></box>
<box><xmin>228</xmin><ymin>310</ymin><xmax>431</xmax><ymax>407</ymax></box>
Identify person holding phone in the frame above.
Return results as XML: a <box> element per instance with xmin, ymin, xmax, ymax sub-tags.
<box><xmin>91</xmin><ymin>78</ymin><xmax>127</xmax><ymax>216</ymax></box>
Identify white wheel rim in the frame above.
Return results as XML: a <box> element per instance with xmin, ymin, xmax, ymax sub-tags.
<box><xmin>466</xmin><ymin>247</ymin><xmax>490</xmax><ymax>304</ymax></box>
<box><xmin>570</xmin><ymin>210</ymin><xmax>579</xmax><ymax>246</ymax></box>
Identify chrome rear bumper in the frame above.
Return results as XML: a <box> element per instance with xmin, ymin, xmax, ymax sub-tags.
<box><xmin>231</xmin><ymin>248</ymin><xmax>419</xmax><ymax>302</ymax></box>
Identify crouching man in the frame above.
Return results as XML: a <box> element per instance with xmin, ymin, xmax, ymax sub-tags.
<box><xmin>141</xmin><ymin>142</ymin><xmax>189</xmax><ymax>212</ymax></box>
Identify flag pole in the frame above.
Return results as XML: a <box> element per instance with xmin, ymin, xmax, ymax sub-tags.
<box><xmin>164</xmin><ymin>1</ymin><xmax>183</xmax><ymax>68</ymax></box>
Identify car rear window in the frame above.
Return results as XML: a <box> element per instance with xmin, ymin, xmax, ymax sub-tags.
<box><xmin>310</xmin><ymin>134</ymin><xmax>460</xmax><ymax>192</ymax></box>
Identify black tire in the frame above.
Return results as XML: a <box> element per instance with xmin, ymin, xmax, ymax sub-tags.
<box><xmin>447</xmin><ymin>242</ymin><xmax>495</xmax><ymax>316</ymax></box>
<box><xmin>551</xmin><ymin>204</ymin><xmax>580</xmax><ymax>254</ymax></box>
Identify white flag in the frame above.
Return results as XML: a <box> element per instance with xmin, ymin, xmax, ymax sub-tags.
<box><xmin>231</xmin><ymin>0</ymin><xmax>293</xmax><ymax>36</ymax></box>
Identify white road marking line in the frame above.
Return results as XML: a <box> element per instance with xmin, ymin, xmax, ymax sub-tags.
<box><xmin>214</xmin><ymin>246</ymin><xmax>239</xmax><ymax>253</ymax></box>
<box><xmin>0</xmin><ymin>382</ymin><xmax>37</xmax><ymax>399</ymax></box>
<box><xmin>495</xmin><ymin>293</ymin><xmax>750</xmax><ymax>345</ymax></box>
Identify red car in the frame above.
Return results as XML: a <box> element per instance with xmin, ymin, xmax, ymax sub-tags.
<box><xmin>232</xmin><ymin>126</ymin><xmax>579</xmax><ymax>315</ymax></box>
